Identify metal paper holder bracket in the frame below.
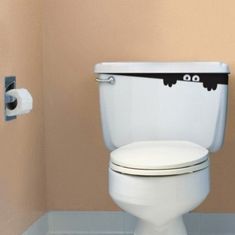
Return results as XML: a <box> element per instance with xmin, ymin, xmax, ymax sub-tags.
<box><xmin>4</xmin><ymin>76</ymin><xmax>17</xmax><ymax>121</ymax></box>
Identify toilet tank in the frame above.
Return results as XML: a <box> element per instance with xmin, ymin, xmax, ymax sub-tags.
<box><xmin>94</xmin><ymin>62</ymin><xmax>230</xmax><ymax>152</ymax></box>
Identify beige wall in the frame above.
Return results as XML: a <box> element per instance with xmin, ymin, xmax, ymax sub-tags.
<box><xmin>43</xmin><ymin>0</ymin><xmax>235</xmax><ymax>212</ymax></box>
<box><xmin>0</xmin><ymin>0</ymin><xmax>46</xmax><ymax>234</ymax></box>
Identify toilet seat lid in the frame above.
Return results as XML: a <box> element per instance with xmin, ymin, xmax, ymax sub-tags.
<box><xmin>110</xmin><ymin>141</ymin><xmax>209</xmax><ymax>170</ymax></box>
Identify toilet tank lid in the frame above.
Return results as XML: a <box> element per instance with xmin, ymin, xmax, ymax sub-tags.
<box><xmin>94</xmin><ymin>62</ymin><xmax>230</xmax><ymax>74</ymax></box>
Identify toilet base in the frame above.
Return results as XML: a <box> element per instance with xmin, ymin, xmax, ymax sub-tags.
<box><xmin>135</xmin><ymin>216</ymin><xmax>187</xmax><ymax>235</ymax></box>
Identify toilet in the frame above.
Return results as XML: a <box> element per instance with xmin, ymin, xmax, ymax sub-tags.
<box><xmin>94</xmin><ymin>62</ymin><xmax>230</xmax><ymax>235</ymax></box>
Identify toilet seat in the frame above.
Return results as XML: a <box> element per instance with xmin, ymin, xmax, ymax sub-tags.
<box><xmin>110</xmin><ymin>141</ymin><xmax>209</xmax><ymax>176</ymax></box>
<box><xmin>110</xmin><ymin>160</ymin><xmax>209</xmax><ymax>176</ymax></box>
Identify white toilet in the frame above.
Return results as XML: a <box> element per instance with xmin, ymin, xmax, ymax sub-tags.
<box><xmin>94</xmin><ymin>62</ymin><xmax>230</xmax><ymax>235</ymax></box>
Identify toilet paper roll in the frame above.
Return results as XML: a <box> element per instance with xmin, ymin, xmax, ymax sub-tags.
<box><xmin>6</xmin><ymin>88</ymin><xmax>33</xmax><ymax>117</ymax></box>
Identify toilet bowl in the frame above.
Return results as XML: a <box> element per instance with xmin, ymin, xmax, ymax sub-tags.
<box><xmin>109</xmin><ymin>141</ymin><xmax>210</xmax><ymax>235</ymax></box>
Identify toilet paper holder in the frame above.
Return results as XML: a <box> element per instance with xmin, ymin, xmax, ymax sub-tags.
<box><xmin>4</xmin><ymin>76</ymin><xmax>17</xmax><ymax>121</ymax></box>
<box><xmin>4</xmin><ymin>76</ymin><xmax>33</xmax><ymax>121</ymax></box>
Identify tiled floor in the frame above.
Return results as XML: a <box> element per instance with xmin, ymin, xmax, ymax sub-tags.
<box><xmin>23</xmin><ymin>211</ymin><xmax>235</xmax><ymax>235</ymax></box>
<box><xmin>48</xmin><ymin>233</ymin><xmax>133</xmax><ymax>235</ymax></box>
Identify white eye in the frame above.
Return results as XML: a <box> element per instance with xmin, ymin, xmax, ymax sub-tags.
<box><xmin>183</xmin><ymin>74</ymin><xmax>191</xmax><ymax>81</ymax></box>
<box><xmin>192</xmin><ymin>75</ymin><xmax>200</xmax><ymax>82</ymax></box>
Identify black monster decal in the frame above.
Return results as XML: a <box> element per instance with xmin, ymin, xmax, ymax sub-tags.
<box><xmin>105</xmin><ymin>73</ymin><xmax>228</xmax><ymax>91</ymax></box>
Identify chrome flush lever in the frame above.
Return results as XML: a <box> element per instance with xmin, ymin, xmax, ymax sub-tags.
<box><xmin>96</xmin><ymin>76</ymin><xmax>115</xmax><ymax>84</ymax></box>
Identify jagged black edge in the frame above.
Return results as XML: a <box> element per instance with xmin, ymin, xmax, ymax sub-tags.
<box><xmin>104</xmin><ymin>73</ymin><xmax>229</xmax><ymax>91</ymax></box>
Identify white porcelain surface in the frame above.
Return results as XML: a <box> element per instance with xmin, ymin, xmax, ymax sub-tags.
<box><xmin>94</xmin><ymin>62</ymin><xmax>229</xmax><ymax>73</ymax></box>
<box><xmin>98</xmin><ymin>72</ymin><xmax>228</xmax><ymax>152</ymax></box>
<box><xmin>109</xmin><ymin>168</ymin><xmax>210</xmax><ymax>235</ymax></box>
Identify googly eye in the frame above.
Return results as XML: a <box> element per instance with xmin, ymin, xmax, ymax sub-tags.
<box><xmin>192</xmin><ymin>75</ymin><xmax>200</xmax><ymax>82</ymax></box>
<box><xmin>183</xmin><ymin>74</ymin><xmax>191</xmax><ymax>81</ymax></box>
